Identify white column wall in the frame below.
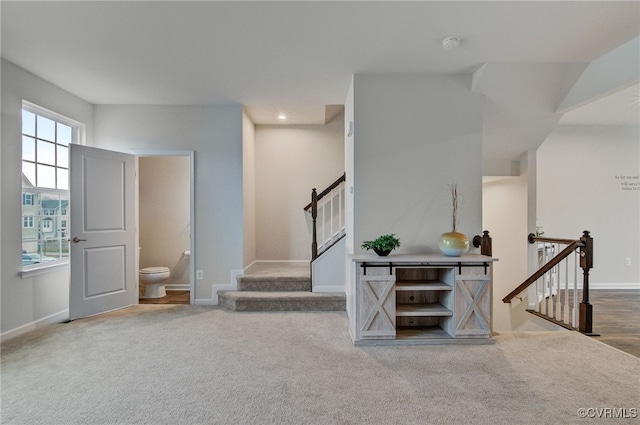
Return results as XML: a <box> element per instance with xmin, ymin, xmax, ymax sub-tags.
<box><xmin>352</xmin><ymin>75</ymin><xmax>483</xmax><ymax>254</ymax></box>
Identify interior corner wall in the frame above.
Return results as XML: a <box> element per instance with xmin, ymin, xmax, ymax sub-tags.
<box><xmin>254</xmin><ymin>114</ymin><xmax>345</xmax><ymax>261</ymax></box>
<box><xmin>345</xmin><ymin>77</ymin><xmax>355</xmax><ymax>255</ymax></box>
<box><xmin>352</xmin><ymin>75</ymin><xmax>483</xmax><ymax>253</ymax></box>
<box><xmin>537</xmin><ymin>125</ymin><xmax>640</xmax><ymax>288</ymax></box>
<box><xmin>344</xmin><ymin>77</ymin><xmax>357</xmax><ymax>336</ymax></box>
<box><xmin>482</xmin><ymin>172</ymin><xmax>529</xmax><ymax>331</ymax></box>
<box><xmin>1</xmin><ymin>59</ymin><xmax>94</xmax><ymax>336</ymax></box>
<box><xmin>93</xmin><ymin>105</ymin><xmax>244</xmax><ymax>302</ymax></box>
<box><xmin>242</xmin><ymin>111</ymin><xmax>257</xmax><ymax>268</ymax></box>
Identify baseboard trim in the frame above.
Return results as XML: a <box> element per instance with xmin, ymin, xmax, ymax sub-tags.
<box><xmin>251</xmin><ymin>260</ymin><xmax>309</xmax><ymax>264</ymax></box>
<box><xmin>589</xmin><ymin>283</ymin><xmax>640</xmax><ymax>290</ymax></box>
<box><xmin>313</xmin><ymin>285</ymin><xmax>345</xmax><ymax>293</ymax></box>
<box><xmin>166</xmin><ymin>283</ymin><xmax>190</xmax><ymax>291</ymax></box>
<box><xmin>1</xmin><ymin>309</ymin><xmax>69</xmax><ymax>342</ymax></box>
<box><xmin>194</xmin><ymin>298</ymin><xmax>215</xmax><ymax>305</ymax></box>
<box><xmin>244</xmin><ymin>260</ymin><xmax>309</xmax><ymax>275</ymax></box>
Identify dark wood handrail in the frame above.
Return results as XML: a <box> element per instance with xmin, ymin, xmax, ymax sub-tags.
<box><xmin>307</xmin><ymin>172</ymin><xmax>346</xmax><ymax>262</ymax></box>
<box><xmin>503</xmin><ymin>230</ymin><xmax>595</xmax><ymax>335</ymax></box>
<box><xmin>502</xmin><ymin>240</ymin><xmax>581</xmax><ymax>303</ymax></box>
<box><xmin>527</xmin><ymin>233</ymin><xmax>579</xmax><ymax>245</ymax></box>
<box><xmin>303</xmin><ymin>172</ymin><xmax>346</xmax><ymax>212</ymax></box>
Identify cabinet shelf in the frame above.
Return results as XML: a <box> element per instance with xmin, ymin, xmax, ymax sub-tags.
<box><xmin>396</xmin><ymin>326</ymin><xmax>453</xmax><ymax>339</ymax></box>
<box><xmin>396</xmin><ymin>303</ymin><xmax>452</xmax><ymax>317</ymax></box>
<box><xmin>395</xmin><ymin>281</ymin><xmax>452</xmax><ymax>291</ymax></box>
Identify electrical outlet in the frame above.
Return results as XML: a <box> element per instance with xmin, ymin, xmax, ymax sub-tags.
<box><xmin>196</xmin><ymin>270</ymin><xmax>204</xmax><ymax>280</ymax></box>
<box><xmin>625</xmin><ymin>258</ymin><xmax>631</xmax><ymax>266</ymax></box>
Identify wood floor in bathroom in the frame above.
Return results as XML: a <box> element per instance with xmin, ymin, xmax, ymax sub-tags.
<box><xmin>139</xmin><ymin>290</ymin><xmax>190</xmax><ymax>304</ymax></box>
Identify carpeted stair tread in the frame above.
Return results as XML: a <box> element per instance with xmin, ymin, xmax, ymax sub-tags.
<box><xmin>218</xmin><ymin>290</ymin><xmax>345</xmax><ymax>312</ymax></box>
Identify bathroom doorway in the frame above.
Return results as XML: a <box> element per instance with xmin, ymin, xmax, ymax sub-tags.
<box><xmin>135</xmin><ymin>150</ymin><xmax>195</xmax><ymax>305</ymax></box>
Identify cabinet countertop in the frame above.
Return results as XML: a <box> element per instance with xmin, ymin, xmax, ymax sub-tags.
<box><xmin>350</xmin><ymin>253</ymin><xmax>498</xmax><ymax>263</ymax></box>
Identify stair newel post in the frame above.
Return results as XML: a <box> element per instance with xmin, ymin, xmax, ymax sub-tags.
<box><xmin>472</xmin><ymin>230</ymin><xmax>492</xmax><ymax>256</ymax></box>
<box><xmin>480</xmin><ymin>230</ymin><xmax>492</xmax><ymax>256</ymax></box>
<box><xmin>311</xmin><ymin>188</ymin><xmax>318</xmax><ymax>260</ymax></box>
<box><xmin>578</xmin><ymin>230</ymin><xmax>595</xmax><ymax>335</ymax></box>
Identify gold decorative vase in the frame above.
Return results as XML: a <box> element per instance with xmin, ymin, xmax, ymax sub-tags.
<box><xmin>438</xmin><ymin>231</ymin><xmax>469</xmax><ymax>257</ymax></box>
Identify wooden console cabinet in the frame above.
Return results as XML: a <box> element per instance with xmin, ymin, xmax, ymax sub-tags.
<box><xmin>350</xmin><ymin>254</ymin><xmax>496</xmax><ymax>345</ymax></box>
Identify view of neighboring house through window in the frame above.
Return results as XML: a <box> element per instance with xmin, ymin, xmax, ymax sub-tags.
<box><xmin>21</xmin><ymin>103</ymin><xmax>81</xmax><ymax>268</ymax></box>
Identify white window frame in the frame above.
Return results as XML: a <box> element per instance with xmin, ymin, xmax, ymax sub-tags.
<box><xmin>21</xmin><ymin>101</ymin><xmax>85</xmax><ymax>277</ymax></box>
<box><xmin>23</xmin><ymin>215</ymin><xmax>34</xmax><ymax>228</ymax></box>
<box><xmin>23</xmin><ymin>193</ymin><xmax>34</xmax><ymax>205</ymax></box>
<box><xmin>42</xmin><ymin>218</ymin><xmax>54</xmax><ymax>232</ymax></box>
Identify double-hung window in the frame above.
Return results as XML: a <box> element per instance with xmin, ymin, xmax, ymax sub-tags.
<box><xmin>21</xmin><ymin>102</ymin><xmax>83</xmax><ymax>269</ymax></box>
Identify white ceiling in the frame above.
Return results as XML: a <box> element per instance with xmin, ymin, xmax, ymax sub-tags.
<box><xmin>1</xmin><ymin>1</ymin><xmax>638</xmax><ymax>127</ymax></box>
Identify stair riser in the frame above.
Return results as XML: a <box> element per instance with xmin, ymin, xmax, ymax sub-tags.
<box><xmin>237</xmin><ymin>280</ymin><xmax>311</xmax><ymax>292</ymax></box>
<box><xmin>218</xmin><ymin>290</ymin><xmax>346</xmax><ymax>312</ymax></box>
<box><xmin>223</xmin><ymin>298</ymin><xmax>345</xmax><ymax>312</ymax></box>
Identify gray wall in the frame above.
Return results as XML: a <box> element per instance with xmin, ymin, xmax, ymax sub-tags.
<box><xmin>538</xmin><ymin>125</ymin><xmax>640</xmax><ymax>287</ymax></box>
<box><xmin>1</xmin><ymin>60</ymin><xmax>94</xmax><ymax>335</ymax></box>
<box><xmin>93</xmin><ymin>105</ymin><xmax>244</xmax><ymax>302</ymax></box>
<box><xmin>2</xmin><ymin>59</ymin><xmax>245</xmax><ymax>336</ymax></box>
<box><xmin>352</xmin><ymin>75</ymin><xmax>484</xmax><ymax>254</ymax></box>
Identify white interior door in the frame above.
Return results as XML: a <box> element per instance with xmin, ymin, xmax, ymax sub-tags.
<box><xmin>69</xmin><ymin>144</ymin><xmax>137</xmax><ymax>320</ymax></box>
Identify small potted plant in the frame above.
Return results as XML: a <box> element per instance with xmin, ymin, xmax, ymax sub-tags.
<box><xmin>361</xmin><ymin>234</ymin><xmax>401</xmax><ymax>256</ymax></box>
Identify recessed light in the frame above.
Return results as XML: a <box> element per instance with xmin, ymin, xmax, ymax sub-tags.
<box><xmin>278</xmin><ymin>114</ymin><xmax>287</xmax><ymax>120</ymax></box>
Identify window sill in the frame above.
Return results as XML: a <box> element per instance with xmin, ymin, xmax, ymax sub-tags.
<box><xmin>21</xmin><ymin>261</ymin><xmax>69</xmax><ymax>279</ymax></box>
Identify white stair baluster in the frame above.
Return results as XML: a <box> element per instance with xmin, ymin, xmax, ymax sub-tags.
<box><xmin>547</xmin><ymin>267</ymin><xmax>552</xmax><ymax>317</ymax></box>
<box><xmin>563</xmin><ymin>252</ymin><xmax>571</xmax><ymax>325</ymax></box>
<box><xmin>330</xmin><ymin>188</ymin><xmax>334</xmax><ymax>242</ymax></box>
<box><xmin>536</xmin><ymin>277</ymin><xmax>542</xmax><ymax>313</ymax></box>
<box><xmin>545</xmin><ymin>243</ymin><xmax>552</xmax><ymax>316</ymax></box>
<box><xmin>555</xmin><ymin>260</ymin><xmax>562</xmax><ymax>321</ymax></box>
<box><xmin>571</xmin><ymin>250</ymin><xmax>579</xmax><ymax>328</ymax></box>
<box><xmin>338</xmin><ymin>183</ymin><xmax>343</xmax><ymax>236</ymax></box>
<box><xmin>538</xmin><ymin>243</ymin><xmax>545</xmax><ymax>314</ymax></box>
<box><xmin>550</xmin><ymin>244</ymin><xmax>556</xmax><ymax>317</ymax></box>
<box><xmin>321</xmin><ymin>200</ymin><xmax>326</xmax><ymax>251</ymax></box>
<box><xmin>541</xmin><ymin>271</ymin><xmax>548</xmax><ymax>316</ymax></box>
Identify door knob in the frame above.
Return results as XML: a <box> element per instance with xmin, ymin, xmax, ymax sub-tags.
<box><xmin>71</xmin><ymin>237</ymin><xmax>87</xmax><ymax>243</ymax></box>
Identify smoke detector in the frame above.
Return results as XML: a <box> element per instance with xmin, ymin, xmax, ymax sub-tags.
<box><xmin>442</xmin><ymin>36</ymin><xmax>461</xmax><ymax>50</ymax></box>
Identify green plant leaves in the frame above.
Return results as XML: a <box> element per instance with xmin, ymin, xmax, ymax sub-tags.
<box><xmin>361</xmin><ymin>234</ymin><xmax>401</xmax><ymax>251</ymax></box>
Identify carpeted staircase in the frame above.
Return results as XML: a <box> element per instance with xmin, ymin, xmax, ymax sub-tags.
<box><xmin>218</xmin><ymin>263</ymin><xmax>346</xmax><ymax>312</ymax></box>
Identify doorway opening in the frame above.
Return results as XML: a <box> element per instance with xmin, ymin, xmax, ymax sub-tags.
<box><xmin>134</xmin><ymin>150</ymin><xmax>195</xmax><ymax>305</ymax></box>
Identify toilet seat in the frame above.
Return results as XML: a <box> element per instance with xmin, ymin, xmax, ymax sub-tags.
<box><xmin>140</xmin><ymin>266</ymin><xmax>170</xmax><ymax>274</ymax></box>
<box><xmin>139</xmin><ymin>267</ymin><xmax>170</xmax><ymax>299</ymax></box>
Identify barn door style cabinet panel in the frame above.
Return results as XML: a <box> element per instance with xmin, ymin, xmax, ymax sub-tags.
<box><xmin>351</xmin><ymin>254</ymin><xmax>496</xmax><ymax>345</ymax></box>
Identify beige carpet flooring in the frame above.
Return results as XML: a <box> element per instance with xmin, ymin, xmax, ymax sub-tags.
<box><xmin>2</xmin><ymin>305</ymin><xmax>639</xmax><ymax>425</ymax></box>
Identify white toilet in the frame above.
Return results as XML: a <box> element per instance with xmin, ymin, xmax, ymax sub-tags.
<box><xmin>139</xmin><ymin>266</ymin><xmax>171</xmax><ymax>299</ymax></box>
